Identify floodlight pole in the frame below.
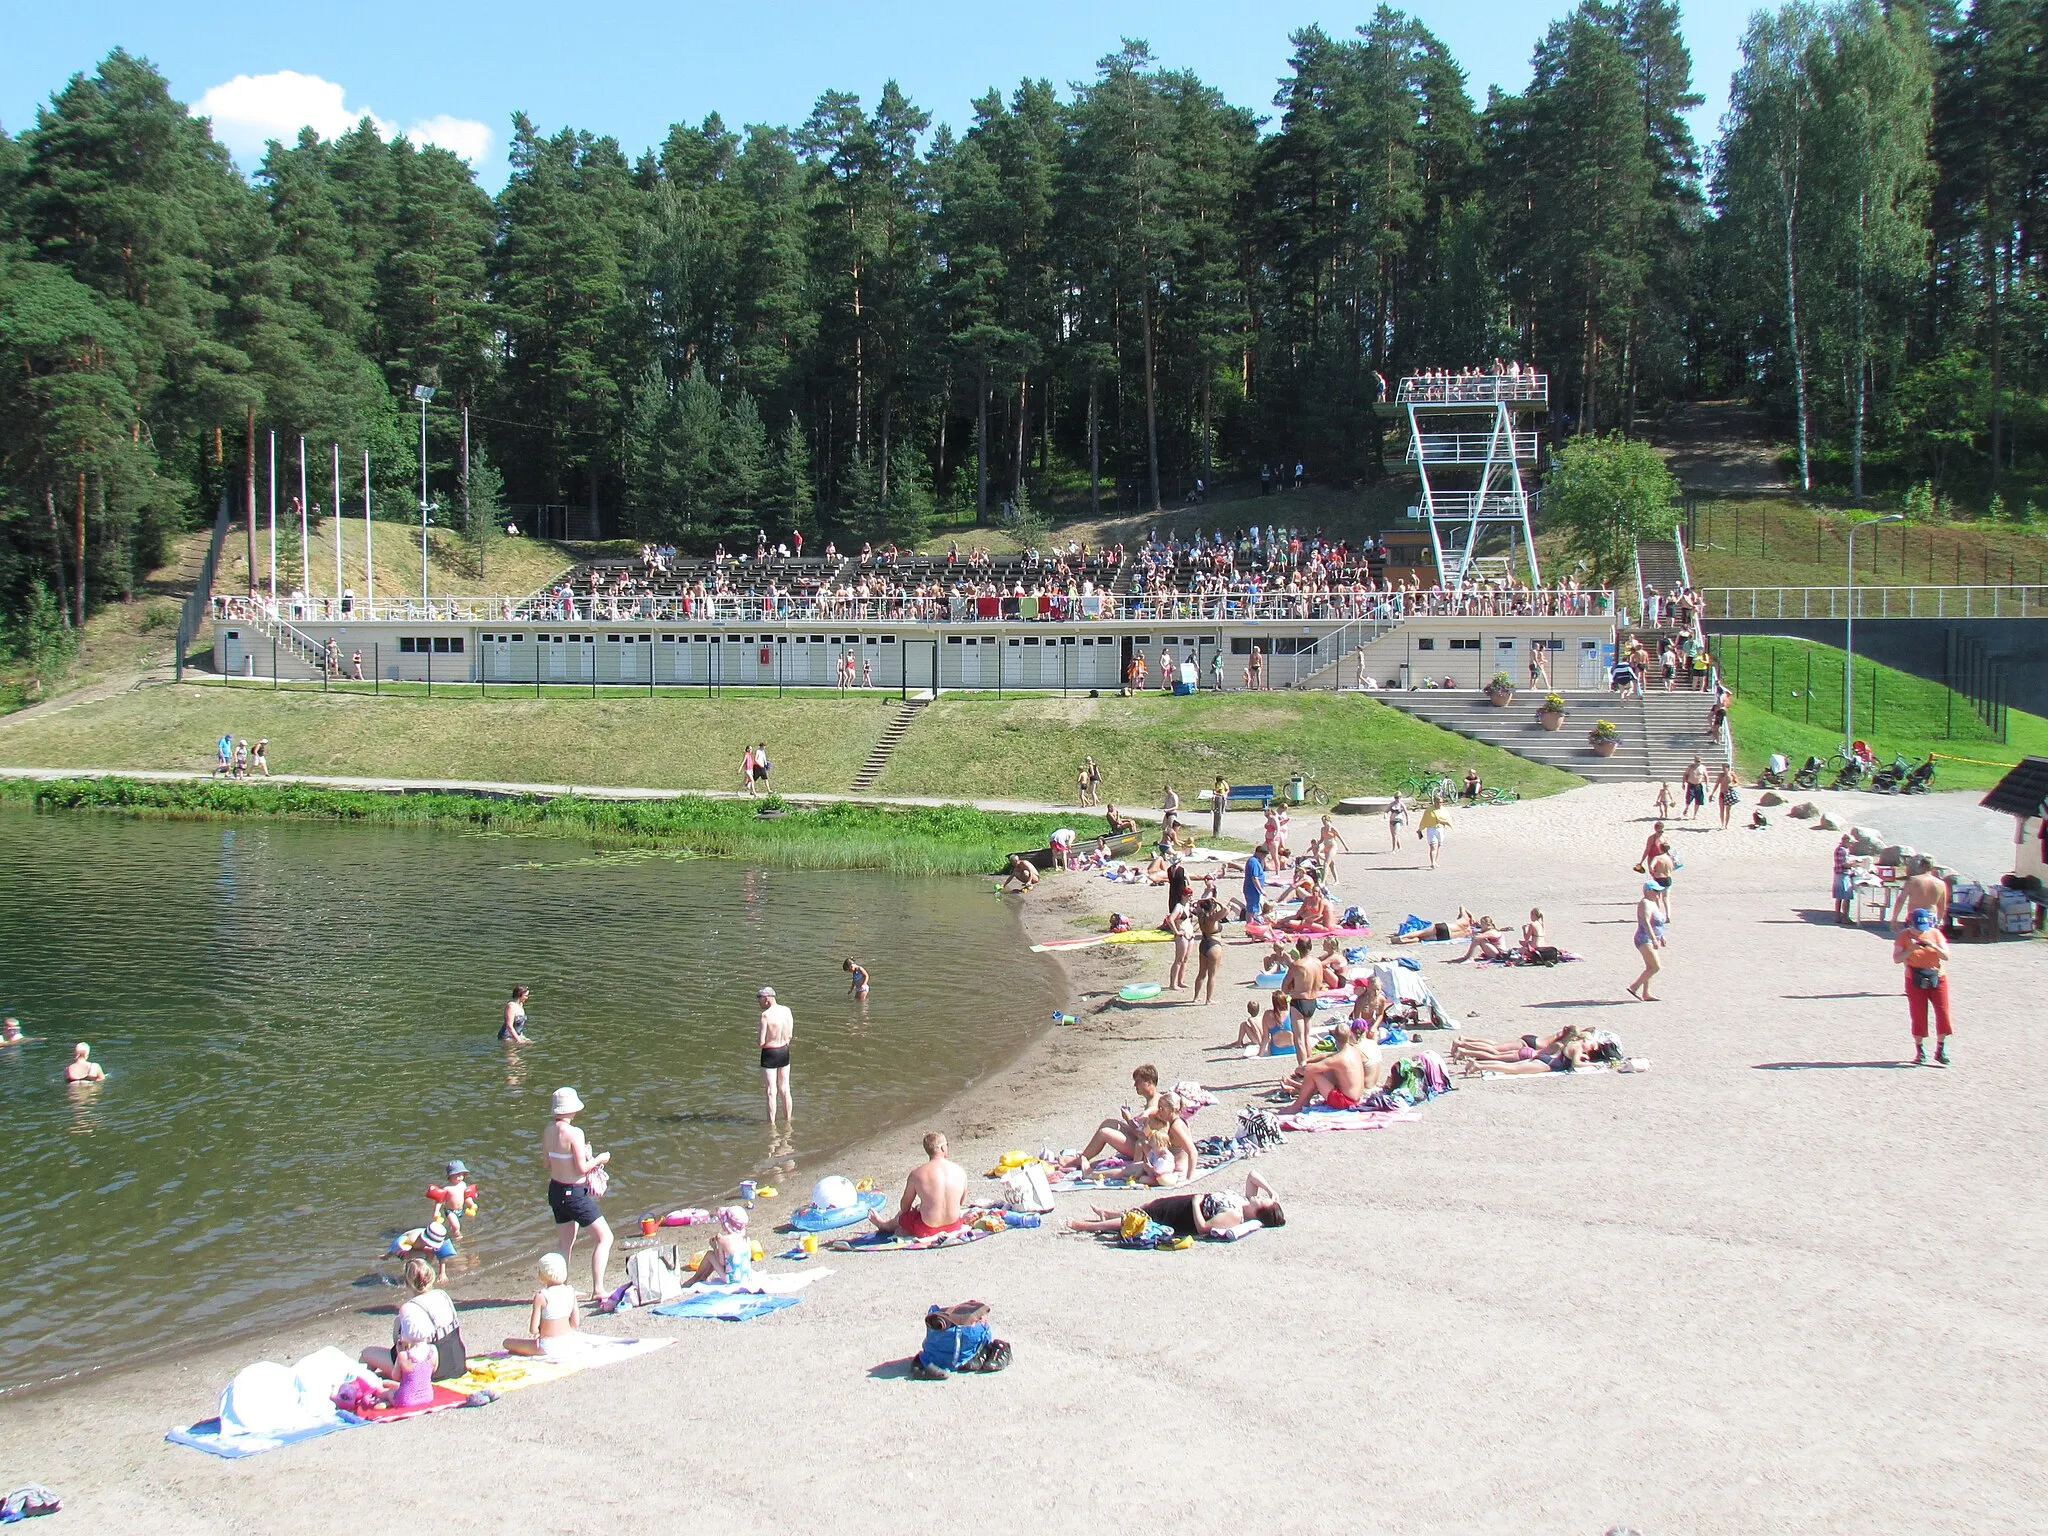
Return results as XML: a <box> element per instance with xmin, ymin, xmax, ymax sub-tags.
<box><xmin>414</xmin><ymin>384</ymin><xmax>436</xmax><ymax>604</ymax></box>
<box><xmin>1843</xmin><ymin>513</ymin><xmax>1904</xmax><ymax>749</ymax></box>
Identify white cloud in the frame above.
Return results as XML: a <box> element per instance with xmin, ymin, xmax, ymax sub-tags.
<box><xmin>192</xmin><ymin>71</ymin><xmax>493</xmax><ymax>168</ymax></box>
<box><xmin>405</xmin><ymin>113</ymin><xmax>494</xmax><ymax>167</ymax></box>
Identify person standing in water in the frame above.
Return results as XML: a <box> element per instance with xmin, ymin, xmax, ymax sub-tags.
<box><xmin>64</xmin><ymin>1042</ymin><xmax>105</xmax><ymax>1082</ymax></box>
<box><xmin>542</xmin><ymin>1087</ymin><xmax>612</xmax><ymax>1304</ymax></box>
<box><xmin>758</xmin><ymin>985</ymin><xmax>794</xmax><ymax>1124</ymax></box>
<box><xmin>843</xmin><ymin>959</ymin><xmax>870</xmax><ymax>999</ymax></box>
<box><xmin>501</xmin><ymin>985</ymin><xmax>532</xmax><ymax>1042</ymax></box>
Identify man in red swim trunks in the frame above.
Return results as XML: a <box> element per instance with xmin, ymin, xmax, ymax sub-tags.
<box><xmin>867</xmin><ymin>1131</ymin><xmax>969</xmax><ymax>1239</ymax></box>
<box><xmin>1282</xmin><ymin>1021</ymin><xmax>1383</xmax><ymax>1112</ymax></box>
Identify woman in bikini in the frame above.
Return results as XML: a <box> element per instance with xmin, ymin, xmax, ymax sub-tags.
<box><xmin>1167</xmin><ymin>900</ymin><xmax>1196</xmax><ymax>991</ymax></box>
<box><xmin>1387</xmin><ymin>793</ymin><xmax>1408</xmax><ymax>851</ymax></box>
<box><xmin>1192</xmin><ymin>897</ymin><xmax>1225</xmax><ymax>1005</ymax></box>
<box><xmin>542</xmin><ymin>1087</ymin><xmax>613</xmax><ymax>1303</ymax></box>
<box><xmin>1462</xmin><ymin>1023</ymin><xmax>1592</xmax><ymax>1076</ymax></box>
<box><xmin>1065</xmin><ymin>1172</ymin><xmax>1285</xmax><ymax>1237</ymax></box>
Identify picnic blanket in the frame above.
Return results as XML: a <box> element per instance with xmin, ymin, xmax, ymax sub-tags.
<box><xmin>828</xmin><ymin>1224</ymin><xmax>999</xmax><ymax>1253</ymax></box>
<box><xmin>442</xmin><ymin>1337</ymin><xmax>671</xmax><ymax>1397</ymax></box>
<box><xmin>649</xmin><ymin>1293</ymin><xmax>801</xmax><ymax>1322</ymax></box>
<box><xmin>1048</xmin><ymin>1141</ymin><xmax>1250</xmax><ymax>1193</ymax></box>
<box><xmin>354</xmin><ymin>1384</ymin><xmax>470</xmax><ymax>1423</ymax></box>
<box><xmin>1276</xmin><ymin>1104</ymin><xmax>1425</xmax><ymax>1133</ymax></box>
<box><xmin>166</xmin><ymin>1414</ymin><xmax>361</xmax><ymax>1460</ymax></box>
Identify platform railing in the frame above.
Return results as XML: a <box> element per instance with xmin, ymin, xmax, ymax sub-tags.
<box><xmin>215</xmin><ymin>587</ymin><xmax>1620</xmax><ymax>629</ymax></box>
<box><xmin>1700</xmin><ymin>585</ymin><xmax>2048</xmax><ymax>620</ymax></box>
<box><xmin>1397</xmin><ymin>375</ymin><xmax>1549</xmax><ymax>405</ymax></box>
<box><xmin>1406</xmin><ymin>431</ymin><xmax>1541</xmax><ymax>463</ymax></box>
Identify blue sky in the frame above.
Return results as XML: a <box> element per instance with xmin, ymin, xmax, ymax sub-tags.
<box><xmin>3</xmin><ymin>0</ymin><xmax>1757</xmax><ymax>188</ymax></box>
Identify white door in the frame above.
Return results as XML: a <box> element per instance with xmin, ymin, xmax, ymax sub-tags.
<box><xmin>1576</xmin><ymin>638</ymin><xmax>1602</xmax><ymax>689</ymax></box>
<box><xmin>959</xmin><ymin>639</ymin><xmax>981</xmax><ymax>687</ymax></box>
<box><xmin>547</xmin><ymin>635</ymin><xmax>568</xmax><ymax>679</ymax></box>
<box><xmin>578</xmin><ymin>635</ymin><xmax>595</xmax><ymax>680</ymax></box>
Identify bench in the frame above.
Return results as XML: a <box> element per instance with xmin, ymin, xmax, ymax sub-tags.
<box><xmin>1198</xmin><ymin>785</ymin><xmax>1275</xmax><ymax>810</ymax></box>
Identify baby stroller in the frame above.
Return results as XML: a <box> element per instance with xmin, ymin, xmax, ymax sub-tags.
<box><xmin>1871</xmin><ymin>753</ymin><xmax>1911</xmax><ymax>793</ymax></box>
<box><xmin>1902</xmin><ymin>755</ymin><xmax>1937</xmax><ymax>795</ymax></box>
<box><xmin>1757</xmin><ymin>753</ymin><xmax>1789</xmax><ymax>789</ymax></box>
<box><xmin>1791</xmin><ymin>755</ymin><xmax>1824</xmax><ymax>791</ymax></box>
<box><xmin>1831</xmin><ymin>754</ymin><xmax>1869</xmax><ymax>791</ymax></box>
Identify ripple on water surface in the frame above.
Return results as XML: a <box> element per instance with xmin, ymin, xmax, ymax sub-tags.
<box><xmin>0</xmin><ymin>806</ymin><xmax>1056</xmax><ymax>1392</ymax></box>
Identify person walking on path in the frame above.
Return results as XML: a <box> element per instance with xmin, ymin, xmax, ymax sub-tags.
<box><xmin>741</xmin><ymin>744</ymin><xmax>757</xmax><ymax>795</ymax></box>
<box><xmin>1713</xmin><ymin>764</ymin><xmax>1737</xmax><ymax>831</ymax></box>
<box><xmin>1418</xmin><ymin>798</ymin><xmax>1451</xmax><ymax>870</ymax></box>
<box><xmin>1681</xmin><ymin>757</ymin><xmax>1707</xmax><ymax>820</ymax></box>
<box><xmin>542</xmin><ymin>1087</ymin><xmax>613</xmax><ymax>1304</ymax></box>
<box><xmin>1387</xmin><ymin>792</ymin><xmax>1408</xmax><ymax>851</ymax></box>
<box><xmin>1627</xmin><ymin>881</ymin><xmax>1668</xmax><ymax>1001</ymax></box>
<box><xmin>753</xmin><ymin>742</ymin><xmax>772</xmax><ymax>793</ymax></box>
<box><xmin>1211</xmin><ymin>776</ymin><xmax>1230</xmax><ymax>839</ymax></box>
<box><xmin>1893</xmin><ymin>909</ymin><xmax>1954</xmax><ymax>1066</ymax></box>
<box><xmin>758</xmin><ymin>985</ymin><xmax>795</xmax><ymax>1124</ymax></box>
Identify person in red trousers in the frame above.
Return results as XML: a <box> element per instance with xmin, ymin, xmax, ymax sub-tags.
<box><xmin>1892</xmin><ymin>907</ymin><xmax>1953</xmax><ymax>1066</ymax></box>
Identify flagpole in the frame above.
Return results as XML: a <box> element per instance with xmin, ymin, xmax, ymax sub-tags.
<box><xmin>298</xmin><ymin>435</ymin><xmax>310</xmax><ymax>600</ymax></box>
<box><xmin>332</xmin><ymin>443</ymin><xmax>343</xmax><ymax>610</ymax></box>
<box><xmin>267</xmin><ymin>430</ymin><xmax>277</xmax><ymax>605</ymax></box>
<box><xmin>364</xmin><ymin>450</ymin><xmax>375</xmax><ymax>615</ymax></box>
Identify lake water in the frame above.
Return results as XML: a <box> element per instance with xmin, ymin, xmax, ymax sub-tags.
<box><xmin>0</xmin><ymin>806</ymin><xmax>1059</xmax><ymax>1393</ymax></box>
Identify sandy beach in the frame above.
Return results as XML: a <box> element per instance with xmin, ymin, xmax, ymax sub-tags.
<box><xmin>3</xmin><ymin>781</ymin><xmax>2042</xmax><ymax>1534</ymax></box>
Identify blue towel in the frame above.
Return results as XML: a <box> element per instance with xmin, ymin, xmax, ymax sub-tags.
<box><xmin>165</xmin><ymin>1414</ymin><xmax>362</xmax><ymax>1459</ymax></box>
<box><xmin>648</xmin><ymin>1294</ymin><xmax>800</xmax><ymax>1322</ymax></box>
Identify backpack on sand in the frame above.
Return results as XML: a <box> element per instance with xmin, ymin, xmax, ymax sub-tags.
<box><xmin>913</xmin><ymin>1301</ymin><xmax>1011</xmax><ymax>1379</ymax></box>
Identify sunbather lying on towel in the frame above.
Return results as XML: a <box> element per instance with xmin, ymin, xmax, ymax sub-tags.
<box><xmin>1452</xmin><ymin>1027</ymin><xmax>1570</xmax><ymax>1064</ymax></box>
<box><xmin>867</xmin><ymin>1131</ymin><xmax>970</xmax><ymax>1238</ymax></box>
<box><xmin>1456</xmin><ymin>1023</ymin><xmax>1592</xmax><ymax>1075</ymax></box>
<box><xmin>1389</xmin><ymin>907</ymin><xmax>1479</xmax><ymax>944</ymax></box>
<box><xmin>1065</xmin><ymin>1171</ymin><xmax>1285</xmax><ymax>1238</ymax></box>
<box><xmin>1282</xmin><ymin>1019</ymin><xmax>1386</xmax><ymax>1110</ymax></box>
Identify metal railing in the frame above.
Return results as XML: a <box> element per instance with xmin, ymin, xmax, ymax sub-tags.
<box><xmin>215</xmin><ymin>587</ymin><xmax>1619</xmax><ymax>629</ymax></box>
<box><xmin>1407</xmin><ymin>431</ymin><xmax>1541</xmax><ymax>463</ymax></box>
<box><xmin>1397</xmin><ymin>375</ymin><xmax>1549</xmax><ymax>405</ymax></box>
<box><xmin>1701</xmin><ymin>586</ymin><xmax>2048</xmax><ymax>620</ymax></box>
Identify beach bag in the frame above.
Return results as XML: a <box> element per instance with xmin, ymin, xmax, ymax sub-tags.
<box><xmin>585</xmin><ymin>1164</ymin><xmax>610</xmax><ymax>1198</ymax></box>
<box><xmin>1235</xmin><ymin>1106</ymin><xmax>1285</xmax><ymax>1152</ymax></box>
<box><xmin>1000</xmin><ymin>1165</ymin><xmax>1055</xmax><ymax>1214</ymax></box>
<box><xmin>916</xmin><ymin>1302</ymin><xmax>1005</xmax><ymax>1377</ymax></box>
<box><xmin>626</xmin><ymin>1246</ymin><xmax>683</xmax><ymax>1306</ymax></box>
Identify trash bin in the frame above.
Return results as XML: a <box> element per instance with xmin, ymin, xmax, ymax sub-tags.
<box><xmin>1286</xmin><ymin>774</ymin><xmax>1307</xmax><ymax>804</ymax></box>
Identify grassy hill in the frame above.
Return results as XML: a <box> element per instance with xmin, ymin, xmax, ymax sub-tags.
<box><xmin>0</xmin><ymin>684</ymin><xmax>1581</xmax><ymax>804</ymax></box>
<box><xmin>1720</xmin><ymin>634</ymin><xmax>2047</xmax><ymax>790</ymax></box>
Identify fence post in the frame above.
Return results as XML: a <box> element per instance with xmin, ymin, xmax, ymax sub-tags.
<box><xmin>535</xmin><ymin>639</ymin><xmax>541</xmax><ymax>698</ymax></box>
<box><xmin>426</xmin><ymin>642</ymin><xmax>432</xmax><ymax>697</ymax></box>
<box><xmin>375</xmin><ymin>643</ymin><xmax>380</xmax><ymax>695</ymax></box>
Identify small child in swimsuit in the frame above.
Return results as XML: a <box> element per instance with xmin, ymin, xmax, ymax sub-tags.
<box><xmin>504</xmin><ymin>1252</ymin><xmax>581</xmax><ymax>1356</ymax></box>
<box><xmin>843</xmin><ymin>959</ymin><xmax>870</xmax><ymax>999</ymax></box>
<box><xmin>689</xmin><ymin>1205</ymin><xmax>754</xmax><ymax>1287</ymax></box>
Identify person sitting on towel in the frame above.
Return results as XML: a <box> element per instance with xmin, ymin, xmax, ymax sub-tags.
<box><xmin>1064</xmin><ymin>1171</ymin><xmax>1285</xmax><ymax>1238</ymax></box>
<box><xmin>866</xmin><ymin>1131</ymin><xmax>969</xmax><ymax>1239</ymax></box>
<box><xmin>686</xmin><ymin>1205</ymin><xmax>755</xmax><ymax>1286</ymax></box>
<box><xmin>1057</xmin><ymin>1065</ymin><xmax>1166</xmax><ymax>1170</ymax></box>
<box><xmin>1282</xmin><ymin>1020</ymin><xmax>1384</xmax><ymax>1111</ymax></box>
<box><xmin>1449</xmin><ymin>914</ymin><xmax>1510</xmax><ymax>962</ymax></box>
<box><xmin>1273</xmin><ymin>886</ymin><xmax>1337</xmax><ymax>933</ymax></box>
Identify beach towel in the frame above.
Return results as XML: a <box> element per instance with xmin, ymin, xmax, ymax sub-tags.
<box><xmin>441</xmin><ymin>1337</ymin><xmax>671</xmax><ymax>1398</ymax></box>
<box><xmin>1028</xmin><ymin>930</ymin><xmax>1174</xmax><ymax>953</ymax></box>
<box><xmin>1049</xmin><ymin>1141</ymin><xmax>1250</xmax><ymax>1193</ymax></box>
<box><xmin>649</xmin><ymin>1294</ymin><xmax>801</xmax><ymax>1322</ymax></box>
<box><xmin>828</xmin><ymin>1225</ymin><xmax>998</xmax><ymax>1253</ymax></box>
<box><xmin>354</xmin><ymin>1385</ymin><xmax>470</xmax><ymax>1423</ymax></box>
<box><xmin>166</xmin><ymin>1415</ymin><xmax>361</xmax><ymax>1459</ymax></box>
<box><xmin>668</xmin><ymin>1270</ymin><xmax>832</xmax><ymax>1298</ymax></box>
<box><xmin>1277</xmin><ymin>1105</ymin><xmax>1425</xmax><ymax>1133</ymax></box>
<box><xmin>1470</xmin><ymin>1064</ymin><xmax>1611</xmax><ymax>1081</ymax></box>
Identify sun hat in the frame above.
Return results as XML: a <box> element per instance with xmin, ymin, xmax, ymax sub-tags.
<box><xmin>715</xmin><ymin>1205</ymin><xmax>749</xmax><ymax>1233</ymax></box>
<box><xmin>808</xmin><ymin>1175</ymin><xmax>859</xmax><ymax>1213</ymax></box>
<box><xmin>550</xmin><ymin>1087</ymin><xmax>584</xmax><ymax>1116</ymax></box>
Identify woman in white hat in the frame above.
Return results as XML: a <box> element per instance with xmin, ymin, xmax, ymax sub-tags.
<box><xmin>543</xmin><ymin>1087</ymin><xmax>613</xmax><ymax>1303</ymax></box>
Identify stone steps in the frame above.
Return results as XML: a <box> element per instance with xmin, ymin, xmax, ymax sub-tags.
<box><xmin>1375</xmin><ymin>689</ymin><xmax>1729</xmax><ymax>782</ymax></box>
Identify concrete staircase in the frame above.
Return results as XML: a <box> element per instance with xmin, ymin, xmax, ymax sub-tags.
<box><xmin>849</xmin><ymin>698</ymin><xmax>929</xmax><ymax>792</ymax></box>
<box><xmin>1376</xmin><ymin>688</ymin><xmax>1729</xmax><ymax>782</ymax></box>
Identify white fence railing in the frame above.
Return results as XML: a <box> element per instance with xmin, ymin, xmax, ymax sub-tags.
<box><xmin>217</xmin><ymin>587</ymin><xmax>1619</xmax><ymax>629</ymax></box>
<box><xmin>1406</xmin><ymin>431</ymin><xmax>1541</xmax><ymax>464</ymax></box>
<box><xmin>1702</xmin><ymin>586</ymin><xmax>2047</xmax><ymax>620</ymax></box>
<box><xmin>1397</xmin><ymin>375</ymin><xmax>1549</xmax><ymax>406</ymax></box>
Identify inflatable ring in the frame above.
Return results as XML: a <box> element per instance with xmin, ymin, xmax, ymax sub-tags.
<box><xmin>1118</xmin><ymin>982</ymin><xmax>1163</xmax><ymax>1002</ymax></box>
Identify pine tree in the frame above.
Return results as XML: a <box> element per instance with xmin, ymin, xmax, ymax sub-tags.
<box><xmin>768</xmin><ymin>411</ymin><xmax>815</xmax><ymax>530</ymax></box>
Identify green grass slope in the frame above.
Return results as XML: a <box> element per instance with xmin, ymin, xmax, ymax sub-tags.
<box><xmin>875</xmin><ymin>692</ymin><xmax>1583</xmax><ymax>804</ymax></box>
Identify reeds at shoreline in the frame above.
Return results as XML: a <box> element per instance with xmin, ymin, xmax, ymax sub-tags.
<box><xmin>0</xmin><ymin>777</ymin><xmax>1071</xmax><ymax>876</ymax></box>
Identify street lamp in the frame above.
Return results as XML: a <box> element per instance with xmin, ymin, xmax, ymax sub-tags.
<box><xmin>412</xmin><ymin>384</ymin><xmax>436</xmax><ymax>603</ymax></box>
<box><xmin>1844</xmin><ymin>513</ymin><xmax>1904</xmax><ymax>748</ymax></box>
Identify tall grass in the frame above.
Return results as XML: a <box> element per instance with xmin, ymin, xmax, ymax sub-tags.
<box><xmin>0</xmin><ymin>778</ymin><xmax>1070</xmax><ymax>876</ymax></box>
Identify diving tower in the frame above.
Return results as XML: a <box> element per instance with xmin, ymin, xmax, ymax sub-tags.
<box><xmin>1396</xmin><ymin>371</ymin><xmax>1546</xmax><ymax>591</ymax></box>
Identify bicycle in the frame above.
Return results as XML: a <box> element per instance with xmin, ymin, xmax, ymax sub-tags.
<box><xmin>1480</xmin><ymin>786</ymin><xmax>1521</xmax><ymax>807</ymax></box>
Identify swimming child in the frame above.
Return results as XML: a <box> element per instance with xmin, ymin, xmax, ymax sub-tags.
<box><xmin>843</xmin><ymin>959</ymin><xmax>870</xmax><ymax>999</ymax></box>
<box><xmin>504</xmin><ymin>1252</ymin><xmax>581</xmax><ymax>1356</ymax></box>
<box><xmin>433</xmin><ymin>1160</ymin><xmax>478</xmax><ymax>1240</ymax></box>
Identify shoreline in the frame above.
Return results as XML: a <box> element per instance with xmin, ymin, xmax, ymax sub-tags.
<box><xmin>6</xmin><ymin>783</ymin><xmax>2035</xmax><ymax>1532</ymax></box>
<box><xmin>0</xmin><ymin>774</ymin><xmax>1079</xmax><ymax>877</ymax></box>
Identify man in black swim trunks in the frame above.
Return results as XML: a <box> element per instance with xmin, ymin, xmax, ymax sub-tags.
<box><xmin>758</xmin><ymin>985</ymin><xmax>794</xmax><ymax>1125</ymax></box>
